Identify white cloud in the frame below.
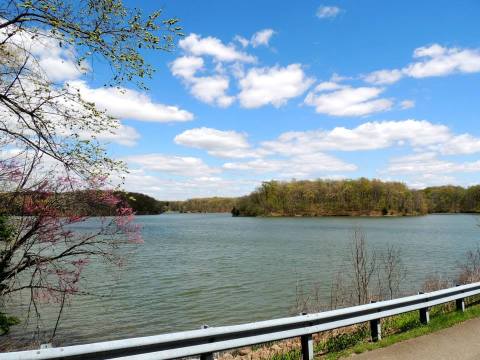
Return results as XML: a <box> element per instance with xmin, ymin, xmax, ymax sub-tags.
<box><xmin>224</xmin><ymin>152</ymin><xmax>357</xmax><ymax>177</ymax></box>
<box><xmin>251</xmin><ymin>29</ymin><xmax>276</xmax><ymax>48</ymax></box>
<box><xmin>365</xmin><ymin>44</ymin><xmax>480</xmax><ymax>84</ymax></box>
<box><xmin>404</xmin><ymin>44</ymin><xmax>480</xmax><ymax>78</ymax></box>
<box><xmin>120</xmin><ymin>168</ymin><xmax>257</xmax><ymax>200</ymax></box>
<box><xmin>124</xmin><ymin>154</ymin><xmax>220</xmax><ymax>177</ymax></box>
<box><xmin>170</xmin><ymin>55</ymin><xmax>234</xmax><ymax>107</ymax></box>
<box><xmin>304</xmin><ymin>85</ymin><xmax>393</xmax><ymax>116</ymax></box>
<box><xmin>169</xmin><ymin>56</ymin><xmax>204</xmax><ymax>79</ymax></box>
<box><xmin>234</xmin><ymin>35</ymin><xmax>250</xmax><ymax>48</ymax></box>
<box><xmin>313</xmin><ymin>81</ymin><xmax>345</xmax><ymax>91</ymax></box>
<box><xmin>316</xmin><ymin>6</ymin><xmax>342</xmax><ymax>19</ymax></box>
<box><xmin>175</xmin><ymin>127</ymin><xmax>258</xmax><ymax>158</ymax></box>
<box><xmin>188</xmin><ymin>75</ymin><xmax>235</xmax><ymax>107</ymax></box>
<box><xmin>0</xmin><ymin>27</ymin><xmax>88</xmax><ymax>82</ymax></box>
<box><xmin>179</xmin><ymin>33</ymin><xmax>255</xmax><ymax>63</ymax></box>
<box><xmin>94</xmin><ymin>124</ymin><xmax>140</xmax><ymax>147</ymax></box>
<box><xmin>238</xmin><ymin>64</ymin><xmax>314</xmax><ymax>108</ymax></box>
<box><xmin>386</xmin><ymin>152</ymin><xmax>480</xmax><ymax>175</ymax></box>
<box><xmin>364</xmin><ymin>69</ymin><xmax>403</xmax><ymax>85</ymax></box>
<box><xmin>261</xmin><ymin>120</ymin><xmax>453</xmax><ymax>155</ymax></box>
<box><xmin>233</xmin><ymin>29</ymin><xmax>276</xmax><ymax>48</ymax></box>
<box><xmin>68</xmin><ymin>80</ymin><xmax>194</xmax><ymax>122</ymax></box>
<box><xmin>438</xmin><ymin>134</ymin><xmax>480</xmax><ymax>155</ymax></box>
<box><xmin>400</xmin><ymin>100</ymin><xmax>415</xmax><ymax>109</ymax></box>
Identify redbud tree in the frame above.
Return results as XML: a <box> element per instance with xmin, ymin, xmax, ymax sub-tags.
<box><xmin>0</xmin><ymin>0</ymin><xmax>182</xmax><ymax>340</ymax></box>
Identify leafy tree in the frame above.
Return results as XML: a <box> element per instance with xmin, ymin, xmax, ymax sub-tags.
<box><xmin>0</xmin><ymin>0</ymin><xmax>182</xmax><ymax>340</ymax></box>
<box><xmin>0</xmin><ymin>0</ymin><xmax>182</xmax><ymax>176</ymax></box>
<box><xmin>235</xmin><ymin>179</ymin><xmax>429</xmax><ymax>217</ymax></box>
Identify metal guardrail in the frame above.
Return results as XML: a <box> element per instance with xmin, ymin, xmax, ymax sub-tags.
<box><xmin>2</xmin><ymin>281</ymin><xmax>480</xmax><ymax>360</ymax></box>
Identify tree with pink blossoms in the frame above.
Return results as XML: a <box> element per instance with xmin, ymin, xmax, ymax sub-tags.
<box><xmin>0</xmin><ymin>0</ymin><xmax>183</xmax><ymax>341</ymax></box>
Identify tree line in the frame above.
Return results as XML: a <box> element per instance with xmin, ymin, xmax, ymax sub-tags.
<box><xmin>4</xmin><ymin>179</ymin><xmax>477</xmax><ymax>217</ymax></box>
<box><xmin>165</xmin><ymin>179</ymin><xmax>480</xmax><ymax>217</ymax></box>
<box><xmin>168</xmin><ymin>197</ymin><xmax>238</xmax><ymax>213</ymax></box>
<box><xmin>0</xmin><ymin>191</ymin><xmax>170</xmax><ymax>216</ymax></box>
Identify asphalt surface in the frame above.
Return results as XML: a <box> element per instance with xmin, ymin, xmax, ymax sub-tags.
<box><xmin>349</xmin><ymin>317</ymin><xmax>480</xmax><ymax>360</ymax></box>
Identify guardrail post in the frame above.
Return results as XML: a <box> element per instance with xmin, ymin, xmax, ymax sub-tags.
<box><xmin>456</xmin><ymin>284</ymin><xmax>466</xmax><ymax>312</ymax></box>
<box><xmin>418</xmin><ymin>292</ymin><xmax>430</xmax><ymax>324</ymax></box>
<box><xmin>299</xmin><ymin>313</ymin><xmax>313</xmax><ymax>360</ymax></box>
<box><xmin>200</xmin><ymin>325</ymin><xmax>214</xmax><ymax>360</ymax></box>
<box><xmin>370</xmin><ymin>318</ymin><xmax>381</xmax><ymax>341</ymax></box>
<box><xmin>369</xmin><ymin>301</ymin><xmax>381</xmax><ymax>342</ymax></box>
<box><xmin>300</xmin><ymin>334</ymin><xmax>314</xmax><ymax>360</ymax></box>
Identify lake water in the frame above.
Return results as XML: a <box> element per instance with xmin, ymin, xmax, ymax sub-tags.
<box><xmin>5</xmin><ymin>213</ymin><xmax>480</xmax><ymax>346</ymax></box>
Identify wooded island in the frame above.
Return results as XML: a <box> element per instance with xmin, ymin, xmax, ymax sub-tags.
<box><xmin>170</xmin><ymin>179</ymin><xmax>480</xmax><ymax>217</ymax></box>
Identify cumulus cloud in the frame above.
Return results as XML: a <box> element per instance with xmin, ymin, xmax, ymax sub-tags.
<box><xmin>68</xmin><ymin>80</ymin><xmax>194</xmax><ymax>122</ymax></box>
<box><xmin>170</xmin><ymin>53</ymin><xmax>235</xmax><ymax>107</ymax></box>
<box><xmin>169</xmin><ymin>56</ymin><xmax>204</xmax><ymax>79</ymax></box>
<box><xmin>2</xmin><ymin>25</ymin><xmax>193</xmax><ymax>127</ymax></box>
<box><xmin>405</xmin><ymin>44</ymin><xmax>480</xmax><ymax>78</ymax></box>
<box><xmin>187</xmin><ymin>75</ymin><xmax>235</xmax><ymax>107</ymax></box>
<box><xmin>124</xmin><ymin>154</ymin><xmax>220</xmax><ymax>177</ymax></box>
<box><xmin>172</xmin><ymin>32</ymin><xmax>314</xmax><ymax>109</ymax></box>
<box><xmin>365</xmin><ymin>44</ymin><xmax>480</xmax><ymax>84</ymax></box>
<box><xmin>224</xmin><ymin>152</ymin><xmax>357</xmax><ymax>177</ymax></box>
<box><xmin>251</xmin><ymin>29</ymin><xmax>276</xmax><ymax>47</ymax></box>
<box><xmin>313</xmin><ymin>81</ymin><xmax>345</xmax><ymax>91</ymax></box>
<box><xmin>94</xmin><ymin>124</ymin><xmax>140</xmax><ymax>147</ymax></box>
<box><xmin>238</xmin><ymin>64</ymin><xmax>314</xmax><ymax>108</ymax></box>
<box><xmin>437</xmin><ymin>134</ymin><xmax>480</xmax><ymax>155</ymax></box>
<box><xmin>304</xmin><ymin>84</ymin><xmax>393</xmax><ymax>116</ymax></box>
<box><xmin>386</xmin><ymin>152</ymin><xmax>480</xmax><ymax>175</ymax></box>
<box><xmin>179</xmin><ymin>33</ymin><xmax>255</xmax><ymax>63</ymax></box>
<box><xmin>175</xmin><ymin>127</ymin><xmax>259</xmax><ymax>158</ymax></box>
<box><xmin>364</xmin><ymin>69</ymin><xmax>403</xmax><ymax>85</ymax></box>
<box><xmin>316</xmin><ymin>5</ymin><xmax>342</xmax><ymax>19</ymax></box>
<box><xmin>233</xmin><ymin>29</ymin><xmax>276</xmax><ymax>48</ymax></box>
<box><xmin>0</xmin><ymin>27</ymin><xmax>88</xmax><ymax>82</ymax></box>
<box><xmin>120</xmin><ymin>168</ymin><xmax>258</xmax><ymax>200</ymax></box>
<box><xmin>261</xmin><ymin>120</ymin><xmax>453</xmax><ymax>155</ymax></box>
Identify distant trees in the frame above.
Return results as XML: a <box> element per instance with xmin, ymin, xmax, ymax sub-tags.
<box><xmin>170</xmin><ymin>197</ymin><xmax>238</xmax><ymax>213</ymax></box>
<box><xmin>422</xmin><ymin>185</ymin><xmax>480</xmax><ymax>213</ymax></box>
<box><xmin>88</xmin><ymin>181</ymin><xmax>480</xmax><ymax>217</ymax></box>
<box><xmin>162</xmin><ymin>180</ymin><xmax>480</xmax><ymax>217</ymax></box>
<box><xmin>115</xmin><ymin>192</ymin><xmax>168</xmax><ymax>215</ymax></box>
<box><xmin>235</xmin><ymin>179</ymin><xmax>428</xmax><ymax>217</ymax></box>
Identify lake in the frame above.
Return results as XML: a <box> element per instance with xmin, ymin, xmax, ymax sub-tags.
<box><xmin>5</xmin><ymin>213</ymin><xmax>480</xmax><ymax>346</ymax></box>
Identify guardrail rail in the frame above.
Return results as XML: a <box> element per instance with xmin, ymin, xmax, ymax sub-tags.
<box><xmin>2</xmin><ymin>281</ymin><xmax>480</xmax><ymax>360</ymax></box>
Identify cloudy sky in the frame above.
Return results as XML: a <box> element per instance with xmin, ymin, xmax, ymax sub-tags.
<box><xmin>46</xmin><ymin>0</ymin><xmax>480</xmax><ymax>199</ymax></box>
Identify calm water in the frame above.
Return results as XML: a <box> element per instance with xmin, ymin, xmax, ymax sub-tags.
<box><xmin>6</xmin><ymin>213</ymin><xmax>480</xmax><ymax>346</ymax></box>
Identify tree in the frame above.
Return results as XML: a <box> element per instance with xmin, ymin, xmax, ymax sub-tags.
<box><xmin>380</xmin><ymin>245</ymin><xmax>406</xmax><ymax>300</ymax></box>
<box><xmin>0</xmin><ymin>0</ymin><xmax>182</xmax><ymax>176</ymax></box>
<box><xmin>349</xmin><ymin>227</ymin><xmax>376</xmax><ymax>305</ymax></box>
<box><xmin>0</xmin><ymin>0</ymin><xmax>183</xmax><ymax>340</ymax></box>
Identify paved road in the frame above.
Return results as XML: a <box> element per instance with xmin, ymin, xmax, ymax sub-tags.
<box><xmin>349</xmin><ymin>317</ymin><xmax>480</xmax><ymax>360</ymax></box>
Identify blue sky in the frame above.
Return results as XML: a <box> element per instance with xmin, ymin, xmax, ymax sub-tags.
<box><xmin>53</xmin><ymin>1</ymin><xmax>480</xmax><ymax>199</ymax></box>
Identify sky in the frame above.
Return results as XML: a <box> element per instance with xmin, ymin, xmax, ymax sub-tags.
<box><xmin>39</xmin><ymin>0</ymin><xmax>480</xmax><ymax>200</ymax></box>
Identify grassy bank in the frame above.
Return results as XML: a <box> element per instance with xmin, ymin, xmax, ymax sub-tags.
<box><xmin>265</xmin><ymin>298</ymin><xmax>480</xmax><ymax>360</ymax></box>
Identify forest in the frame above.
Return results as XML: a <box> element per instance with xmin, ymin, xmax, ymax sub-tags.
<box><xmin>0</xmin><ymin>191</ymin><xmax>170</xmax><ymax>216</ymax></box>
<box><xmin>234</xmin><ymin>179</ymin><xmax>427</xmax><ymax>216</ymax></box>
<box><xmin>167</xmin><ymin>179</ymin><xmax>480</xmax><ymax>217</ymax></box>
<box><xmin>4</xmin><ymin>179</ymin><xmax>478</xmax><ymax>217</ymax></box>
<box><xmin>168</xmin><ymin>197</ymin><xmax>238</xmax><ymax>213</ymax></box>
